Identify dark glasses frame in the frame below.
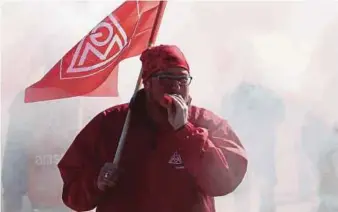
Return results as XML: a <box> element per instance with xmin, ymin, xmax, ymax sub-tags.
<box><xmin>151</xmin><ymin>73</ymin><xmax>193</xmax><ymax>86</ymax></box>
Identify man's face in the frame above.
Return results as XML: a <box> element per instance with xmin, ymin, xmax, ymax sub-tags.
<box><xmin>144</xmin><ymin>67</ymin><xmax>192</xmax><ymax>105</ymax></box>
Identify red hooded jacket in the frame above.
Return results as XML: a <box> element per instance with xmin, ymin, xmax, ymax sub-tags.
<box><xmin>58</xmin><ymin>90</ymin><xmax>247</xmax><ymax>212</ymax></box>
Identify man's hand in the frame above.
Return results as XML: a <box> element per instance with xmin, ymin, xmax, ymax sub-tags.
<box><xmin>97</xmin><ymin>163</ymin><xmax>119</xmax><ymax>191</ymax></box>
<box><xmin>167</xmin><ymin>94</ymin><xmax>188</xmax><ymax>130</ymax></box>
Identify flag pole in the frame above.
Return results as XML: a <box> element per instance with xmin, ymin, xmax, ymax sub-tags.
<box><xmin>113</xmin><ymin>1</ymin><xmax>167</xmax><ymax>166</ymax></box>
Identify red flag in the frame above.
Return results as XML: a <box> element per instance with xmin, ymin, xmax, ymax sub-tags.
<box><xmin>25</xmin><ymin>0</ymin><xmax>167</xmax><ymax>103</ymax></box>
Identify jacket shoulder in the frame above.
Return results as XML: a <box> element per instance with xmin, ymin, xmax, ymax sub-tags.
<box><xmin>84</xmin><ymin>103</ymin><xmax>129</xmax><ymax>128</ymax></box>
<box><xmin>189</xmin><ymin>105</ymin><xmax>227</xmax><ymax>129</ymax></box>
<box><xmin>101</xmin><ymin>103</ymin><xmax>130</xmax><ymax>117</ymax></box>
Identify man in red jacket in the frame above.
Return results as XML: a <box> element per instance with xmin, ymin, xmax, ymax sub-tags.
<box><xmin>58</xmin><ymin>44</ymin><xmax>248</xmax><ymax>212</ymax></box>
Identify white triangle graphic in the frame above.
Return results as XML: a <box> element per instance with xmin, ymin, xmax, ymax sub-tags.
<box><xmin>168</xmin><ymin>151</ymin><xmax>183</xmax><ymax>165</ymax></box>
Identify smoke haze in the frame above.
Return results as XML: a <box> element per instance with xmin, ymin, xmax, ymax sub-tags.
<box><xmin>1</xmin><ymin>1</ymin><xmax>338</xmax><ymax>211</ymax></box>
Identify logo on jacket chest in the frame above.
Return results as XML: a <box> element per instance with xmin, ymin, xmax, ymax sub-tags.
<box><xmin>168</xmin><ymin>151</ymin><xmax>185</xmax><ymax>169</ymax></box>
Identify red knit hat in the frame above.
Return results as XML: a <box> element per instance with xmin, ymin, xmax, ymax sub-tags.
<box><xmin>140</xmin><ymin>44</ymin><xmax>190</xmax><ymax>80</ymax></box>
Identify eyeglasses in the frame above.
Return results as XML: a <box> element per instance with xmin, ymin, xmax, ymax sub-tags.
<box><xmin>152</xmin><ymin>74</ymin><xmax>193</xmax><ymax>86</ymax></box>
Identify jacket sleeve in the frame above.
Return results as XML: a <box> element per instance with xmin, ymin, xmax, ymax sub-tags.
<box><xmin>57</xmin><ymin>114</ymin><xmax>105</xmax><ymax>211</ymax></box>
<box><xmin>174</xmin><ymin>111</ymin><xmax>248</xmax><ymax>197</ymax></box>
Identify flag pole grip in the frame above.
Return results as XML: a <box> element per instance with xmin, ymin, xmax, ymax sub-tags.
<box><xmin>113</xmin><ymin>1</ymin><xmax>167</xmax><ymax>167</ymax></box>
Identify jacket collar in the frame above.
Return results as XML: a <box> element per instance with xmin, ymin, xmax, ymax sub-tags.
<box><xmin>129</xmin><ymin>89</ymin><xmax>159</xmax><ymax>131</ymax></box>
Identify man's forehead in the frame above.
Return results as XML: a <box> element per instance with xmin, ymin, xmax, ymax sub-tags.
<box><xmin>157</xmin><ymin>67</ymin><xmax>189</xmax><ymax>75</ymax></box>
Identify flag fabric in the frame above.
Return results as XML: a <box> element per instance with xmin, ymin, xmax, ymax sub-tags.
<box><xmin>25</xmin><ymin>0</ymin><xmax>167</xmax><ymax>103</ymax></box>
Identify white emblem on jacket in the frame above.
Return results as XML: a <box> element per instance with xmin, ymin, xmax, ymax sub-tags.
<box><xmin>168</xmin><ymin>151</ymin><xmax>185</xmax><ymax>169</ymax></box>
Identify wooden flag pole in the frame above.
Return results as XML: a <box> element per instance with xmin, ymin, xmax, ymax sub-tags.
<box><xmin>113</xmin><ymin>1</ymin><xmax>167</xmax><ymax>166</ymax></box>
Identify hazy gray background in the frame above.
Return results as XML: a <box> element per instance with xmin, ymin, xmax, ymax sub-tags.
<box><xmin>1</xmin><ymin>1</ymin><xmax>338</xmax><ymax>212</ymax></box>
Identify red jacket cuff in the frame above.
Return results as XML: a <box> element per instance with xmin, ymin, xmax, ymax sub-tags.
<box><xmin>174</xmin><ymin>122</ymin><xmax>212</xmax><ymax>164</ymax></box>
<box><xmin>175</xmin><ymin>122</ymin><xmax>208</xmax><ymax>141</ymax></box>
